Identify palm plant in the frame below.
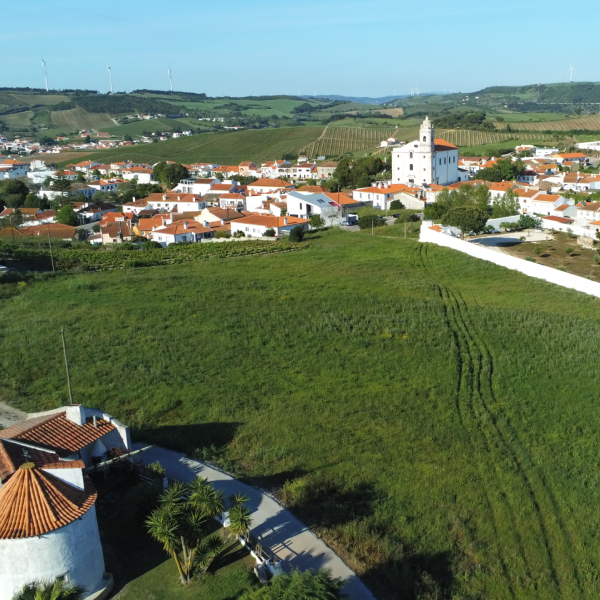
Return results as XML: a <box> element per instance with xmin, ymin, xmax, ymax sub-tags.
<box><xmin>227</xmin><ymin>493</ymin><xmax>252</xmax><ymax>538</ymax></box>
<box><xmin>146</xmin><ymin>479</ymin><xmax>226</xmax><ymax>584</ymax></box>
<box><xmin>12</xmin><ymin>580</ymin><xmax>85</xmax><ymax>600</ymax></box>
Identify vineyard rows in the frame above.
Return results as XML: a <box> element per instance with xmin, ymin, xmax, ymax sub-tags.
<box><xmin>302</xmin><ymin>126</ymin><xmax>397</xmax><ymax>157</ymax></box>
<box><xmin>440</xmin><ymin>129</ymin><xmax>556</xmax><ymax>147</ymax></box>
<box><xmin>493</xmin><ymin>115</ymin><xmax>600</xmax><ymax>131</ymax></box>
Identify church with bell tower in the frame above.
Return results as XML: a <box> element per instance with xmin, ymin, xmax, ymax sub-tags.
<box><xmin>391</xmin><ymin>116</ymin><xmax>466</xmax><ymax>187</ymax></box>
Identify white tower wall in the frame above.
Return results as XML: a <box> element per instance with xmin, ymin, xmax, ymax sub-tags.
<box><xmin>0</xmin><ymin>506</ymin><xmax>105</xmax><ymax>600</ymax></box>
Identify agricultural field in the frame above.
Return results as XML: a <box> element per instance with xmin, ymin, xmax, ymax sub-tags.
<box><xmin>56</xmin><ymin>126</ymin><xmax>326</xmax><ymax>167</ymax></box>
<box><xmin>440</xmin><ymin>129</ymin><xmax>557</xmax><ymax>148</ymax></box>
<box><xmin>302</xmin><ymin>126</ymin><xmax>398</xmax><ymax>157</ymax></box>
<box><xmin>487</xmin><ymin>112</ymin><xmax>571</xmax><ymax>123</ymax></box>
<box><xmin>494</xmin><ymin>114</ymin><xmax>600</xmax><ymax>132</ymax></box>
<box><xmin>50</xmin><ymin>107</ymin><xmax>116</xmax><ymax>132</ymax></box>
<box><xmin>103</xmin><ymin>117</ymin><xmax>201</xmax><ymax>137</ymax></box>
<box><xmin>9</xmin><ymin>93</ymin><xmax>71</xmax><ymax>106</ymax></box>
<box><xmin>3</xmin><ymin>230</ymin><xmax>600</xmax><ymax>599</ymax></box>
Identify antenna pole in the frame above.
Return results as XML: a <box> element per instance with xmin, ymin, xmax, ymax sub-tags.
<box><xmin>60</xmin><ymin>329</ymin><xmax>74</xmax><ymax>405</ymax></box>
<box><xmin>47</xmin><ymin>224</ymin><xmax>55</xmax><ymax>272</ymax></box>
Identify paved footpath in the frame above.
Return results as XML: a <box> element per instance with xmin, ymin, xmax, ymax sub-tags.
<box><xmin>133</xmin><ymin>444</ymin><xmax>376</xmax><ymax>600</ymax></box>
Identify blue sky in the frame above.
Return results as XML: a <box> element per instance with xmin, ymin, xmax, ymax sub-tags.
<box><xmin>2</xmin><ymin>0</ymin><xmax>597</xmax><ymax>97</ymax></box>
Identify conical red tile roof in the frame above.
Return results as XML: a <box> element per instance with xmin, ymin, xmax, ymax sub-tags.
<box><xmin>0</xmin><ymin>463</ymin><xmax>97</xmax><ymax>539</ymax></box>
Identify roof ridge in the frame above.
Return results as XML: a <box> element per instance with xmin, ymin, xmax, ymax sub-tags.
<box><xmin>0</xmin><ymin>412</ymin><xmax>65</xmax><ymax>441</ymax></box>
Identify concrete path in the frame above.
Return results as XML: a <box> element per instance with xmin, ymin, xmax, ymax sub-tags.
<box><xmin>132</xmin><ymin>443</ymin><xmax>376</xmax><ymax>600</ymax></box>
<box><xmin>0</xmin><ymin>401</ymin><xmax>27</xmax><ymax>428</ymax></box>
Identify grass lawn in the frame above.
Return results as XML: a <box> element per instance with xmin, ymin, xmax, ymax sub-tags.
<box><xmin>96</xmin><ymin>477</ymin><xmax>257</xmax><ymax>600</ymax></box>
<box><xmin>3</xmin><ymin>230</ymin><xmax>600</xmax><ymax>599</ymax></box>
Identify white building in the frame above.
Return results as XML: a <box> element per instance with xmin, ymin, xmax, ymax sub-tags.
<box><xmin>392</xmin><ymin>117</ymin><xmax>466</xmax><ymax>186</ymax></box>
<box><xmin>144</xmin><ymin>192</ymin><xmax>207</xmax><ymax>212</ymax></box>
<box><xmin>230</xmin><ymin>215</ymin><xmax>309</xmax><ymax>237</ymax></box>
<box><xmin>248</xmin><ymin>178</ymin><xmax>295</xmax><ymax>194</ymax></box>
<box><xmin>173</xmin><ymin>178</ymin><xmax>217</xmax><ymax>196</ymax></box>
<box><xmin>352</xmin><ymin>183</ymin><xmax>413</xmax><ymax>210</ymax></box>
<box><xmin>150</xmin><ymin>220</ymin><xmax>214</xmax><ymax>246</ymax></box>
<box><xmin>0</xmin><ymin>404</ymin><xmax>131</xmax><ymax>600</ymax></box>
<box><xmin>287</xmin><ymin>191</ymin><xmax>339</xmax><ymax>222</ymax></box>
<box><xmin>534</xmin><ymin>147</ymin><xmax>559</xmax><ymax>158</ymax></box>
<box><xmin>576</xmin><ymin>141</ymin><xmax>600</xmax><ymax>151</ymax></box>
<box><xmin>0</xmin><ymin>158</ymin><xmax>29</xmax><ymax>180</ymax></box>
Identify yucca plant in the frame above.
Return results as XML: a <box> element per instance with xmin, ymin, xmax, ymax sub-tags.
<box><xmin>12</xmin><ymin>580</ymin><xmax>85</xmax><ymax>600</ymax></box>
<box><xmin>146</xmin><ymin>479</ymin><xmax>226</xmax><ymax>584</ymax></box>
<box><xmin>227</xmin><ymin>493</ymin><xmax>252</xmax><ymax>538</ymax></box>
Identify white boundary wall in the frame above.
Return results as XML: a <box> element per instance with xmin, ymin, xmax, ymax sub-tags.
<box><xmin>540</xmin><ymin>218</ymin><xmax>595</xmax><ymax>239</ymax></box>
<box><xmin>420</xmin><ymin>223</ymin><xmax>600</xmax><ymax>300</ymax></box>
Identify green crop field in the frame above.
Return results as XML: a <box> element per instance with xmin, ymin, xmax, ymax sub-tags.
<box><xmin>302</xmin><ymin>126</ymin><xmax>398</xmax><ymax>157</ymax></box>
<box><xmin>494</xmin><ymin>115</ymin><xmax>600</xmax><ymax>131</ymax></box>
<box><xmin>103</xmin><ymin>117</ymin><xmax>200</xmax><ymax>137</ymax></box>
<box><xmin>3</xmin><ymin>229</ymin><xmax>600</xmax><ymax>600</ymax></box>
<box><xmin>50</xmin><ymin>107</ymin><xmax>116</xmax><ymax>132</ymax></box>
<box><xmin>440</xmin><ymin>129</ymin><xmax>557</xmax><ymax>147</ymax></box>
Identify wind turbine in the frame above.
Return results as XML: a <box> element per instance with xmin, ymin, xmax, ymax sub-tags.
<box><xmin>567</xmin><ymin>62</ymin><xmax>574</xmax><ymax>83</ymax></box>
<box><xmin>41</xmin><ymin>58</ymin><xmax>49</xmax><ymax>92</ymax></box>
<box><xmin>107</xmin><ymin>65</ymin><xmax>114</xmax><ymax>94</ymax></box>
<box><xmin>168</xmin><ymin>67</ymin><xmax>173</xmax><ymax>92</ymax></box>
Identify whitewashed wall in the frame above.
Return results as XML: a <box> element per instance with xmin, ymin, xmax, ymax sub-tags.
<box><xmin>420</xmin><ymin>223</ymin><xmax>600</xmax><ymax>300</ymax></box>
<box><xmin>0</xmin><ymin>507</ymin><xmax>105</xmax><ymax>600</ymax></box>
<box><xmin>540</xmin><ymin>219</ymin><xmax>595</xmax><ymax>239</ymax></box>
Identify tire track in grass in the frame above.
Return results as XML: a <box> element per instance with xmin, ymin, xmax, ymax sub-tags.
<box><xmin>452</xmin><ymin>286</ymin><xmax>583</xmax><ymax>596</ymax></box>
<box><xmin>414</xmin><ymin>244</ymin><xmax>518</xmax><ymax>598</ymax></box>
<box><xmin>421</xmin><ymin>243</ymin><xmax>581</xmax><ymax>598</ymax></box>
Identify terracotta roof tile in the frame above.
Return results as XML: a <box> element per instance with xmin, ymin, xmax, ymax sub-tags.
<box><xmin>1</xmin><ymin>412</ymin><xmax>115</xmax><ymax>457</ymax></box>
<box><xmin>0</xmin><ymin>439</ymin><xmax>59</xmax><ymax>482</ymax></box>
<box><xmin>0</xmin><ymin>463</ymin><xmax>97</xmax><ymax>539</ymax></box>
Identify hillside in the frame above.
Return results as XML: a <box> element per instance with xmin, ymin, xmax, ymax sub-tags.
<box><xmin>55</xmin><ymin>125</ymin><xmax>405</xmax><ymax>166</ymax></box>
<box><xmin>2</xmin><ymin>229</ymin><xmax>600</xmax><ymax>599</ymax></box>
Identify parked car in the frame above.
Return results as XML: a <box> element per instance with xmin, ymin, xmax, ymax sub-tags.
<box><xmin>392</xmin><ymin>213</ymin><xmax>399</xmax><ymax>218</ymax></box>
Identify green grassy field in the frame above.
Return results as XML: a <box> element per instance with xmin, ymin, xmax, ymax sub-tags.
<box><xmin>3</xmin><ymin>229</ymin><xmax>600</xmax><ymax>599</ymax></box>
<box><xmin>487</xmin><ymin>113</ymin><xmax>573</xmax><ymax>123</ymax></box>
<box><xmin>103</xmin><ymin>117</ymin><xmax>201</xmax><ymax>137</ymax></box>
<box><xmin>50</xmin><ymin>107</ymin><xmax>115</xmax><ymax>131</ymax></box>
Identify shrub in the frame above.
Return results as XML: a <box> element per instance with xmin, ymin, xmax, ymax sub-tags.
<box><xmin>358</xmin><ymin>216</ymin><xmax>386</xmax><ymax>230</ymax></box>
<box><xmin>233</xmin><ymin>231</ymin><xmax>246</xmax><ymax>238</ymax></box>
<box><xmin>215</xmin><ymin>230</ymin><xmax>229</xmax><ymax>238</ymax></box>
<box><xmin>565</xmin><ymin>247</ymin><xmax>574</xmax><ymax>255</ymax></box>
<box><xmin>525</xmin><ymin>256</ymin><xmax>536</xmax><ymax>262</ymax></box>
<box><xmin>289</xmin><ymin>225</ymin><xmax>305</xmax><ymax>242</ymax></box>
<box><xmin>264</xmin><ymin>228</ymin><xmax>276</xmax><ymax>237</ymax></box>
<box><xmin>389</xmin><ymin>199</ymin><xmax>404</xmax><ymax>210</ymax></box>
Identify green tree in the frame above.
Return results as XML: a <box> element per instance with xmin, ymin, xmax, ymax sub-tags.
<box><xmin>154</xmin><ymin>162</ymin><xmax>189</xmax><ymax>188</ymax></box>
<box><xmin>92</xmin><ymin>169</ymin><xmax>101</xmax><ymax>177</ymax></box>
<box><xmin>389</xmin><ymin>199</ymin><xmax>404</xmax><ymax>210</ymax></box>
<box><xmin>76</xmin><ymin>172</ymin><xmax>86</xmax><ymax>183</ymax></box>
<box><xmin>264</xmin><ymin>228</ymin><xmax>276</xmax><ymax>237</ymax></box>
<box><xmin>239</xmin><ymin>569</ymin><xmax>345</xmax><ymax>600</ymax></box>
<box><xmin>23</xmin><ymin>193</ymin><xmax>41</xmax><ymax>209</ymax></box>
<box><xmin>309</xmin><ymin>214</ymin><xmax>325</xmax><ymax>229</ymax></box>
<box><xmin>477</xmin><ymin>158</ymin><xmax>525</xmax><ymax>182</ymax></box>
<box><xmin>441</xmin><ymin>206</ymin><xmax>488</xmax><ymax>237</ymax></box>
<box><xmin>517</xmin><ymin>214</ymin><xmax>542</xmax><ymax>230</ymax></box>
<box><xmin>289</xmin><ymin>225</ymin><xmax>305</xmax><ymax>242</ymax></box>
<box><xmin>146</xmin><ymin>479</ymin><xmax>230</xmax><ymax>584</ymax></box>
<box><xmin>55</xmin><ymin>204</ymin><xmax>79</xmax><ymax>226</ymax></box>
<box><xmin>51</xmin><ymin>176</ymin><xmax>72</xmax><ymax>199</ymax></box>
<box><xmin>492</xmin><ymin>190</ymin><xmax>520</xmax><ymax>218</ymax></box>
<box><xmin>123</xmin><ymin>134</ymin><xmax>133</xmax><ymax>142</ymax></box>
<box><xmin>12</xmin><ymin>579</ymin><xmax>85</xmax><ymax>600</ymax></box>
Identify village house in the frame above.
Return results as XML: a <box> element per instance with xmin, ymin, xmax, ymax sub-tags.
<box><xmin>173</xmin><ymin>178</ymin><xmax>217</xmax><ymax>196</ymax></box>
<box><xmin>230</xmin><ymin>215</ymin><xmax>309</xmax><ymax>237</ymax></box>
<box><xmin>575</xmin><ymin>201</ymin><xmax>600</xmax><ymax>224</ymax></box>
<box><xmin>316</xmin><ymin>161</ymin><xmax>338</xmax><ymax>180</ymax></box>
<box><xmin>88</xmin><ymin>179</ymin><xmax>120</xmax><ymax>193</ymax></box>
<box><xmin>287</xmin><ymin>191</ymin><xmax>340</xmax><ymax>223</ymax></box>
<box><xmin>239</xmin><ymin>161</ymin><xmax>259</xmax><ymax>177</ymax></box>
<box><xmin>352</xmin><ymin>183</ymin><xmax>411</xmax><ymax>210</ymax></box>
<box><xmin>101</xmin><ymin>222</ymin><xmax>132</xmax><ymax>244</ymax></box>
<box><xmin>0</xmin><ymin>223</ymin><xmax>77</xmax><ymax>241</ymax></box>
<box><xmin>0</xmin><ymin>158</ymin><xmax>29</xmax><ymax>180</ymax></box>
<box><xmin>121</xmin><ymin>167</ymin><xmax>154</xmax><ymax>184</ymax></box>
<box><xmin>198</xmin><ymin>206</ymin><xmax>244</xmax><ymax>224</ymax></box>
<box><xmin>248</xmin><ymin>178</ymin><xmax>295</xmax><ymax>194</ymax></box>
<box><xmin>0</xmin><ymin>405</ymin><xmax>130</xmax><ymax>600</ymax></box>
<box><xmin>291</xmin><ymin>163</ymin><xmax>317</xmax><ymax>180</ymax></box>
<box><xmin>144</xmin><ymin>192</ymin><xmax>207</xmax><ymax>212</ymax></box>
<box><xmin>527</xmin><ymin>193</ymin><xmax>564</xmax><ymax>216</ymax></box>
<box><xmin>78</xmin><ymin>202</ymin><xmax>119</xmax><ymax>223</ymax></box>
<box><xmin>150</xmin><ymin>220</ymin><xmax>214</xmax><ymax>246</ymax></box>
<box><xmin>261</xmin><ymin>160</ymin><xmax>291</xmax><ymax>179</ymax></box>
<box><xmin>219</xmin><ymin>193</ymin><xmax>246</xmax><ymax>210</ymax></box>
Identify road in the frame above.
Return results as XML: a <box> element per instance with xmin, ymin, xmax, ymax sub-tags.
<box><xmin>133</xmin><ymin>443</ymin><xmax>377</xmax><ymax>600</ymax></box>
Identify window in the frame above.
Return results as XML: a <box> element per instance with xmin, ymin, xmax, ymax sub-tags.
<box><xmin>439</xmin><ymin>159</ymin><xmax>442</xmax><ymax>165</ymax></box>
<box><xmin>299</xmin><ymin>203</ymin><xmax>303</xmax><ymax>210</ymax></box>
<box><xmin>410</xmin><ymin>152</ymin><xmax>413</xmax><ymax>159</ymax></box>
<box><xmin>423</xmin><ymin>136</ymin><xmax>427</xmax><ymax>142</ymax></box>
<box><xmin>245</xmin><ymin>227</ymin><xmax>249</xmax><ymax>232</ymax></box>
<box><xmin>409</xmin><ymin>164</ymin><xmax>413</xmax><ymax>171</ymax></box>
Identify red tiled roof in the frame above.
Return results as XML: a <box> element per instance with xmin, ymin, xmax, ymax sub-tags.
<box><xmin>0</xmin><ymin>463</ymin><xmax>97</xmax><ymax>539</ymax></box>
<box><xmin>249</xmin><ymin>178</ymin><xmax>294</xmax><ymax>188</ymax></box>
<box><xmin>434</xmin><ymin>138</ymin><xmax>458</xmax><ymax>151</ymax></box>
<box><xmin>0</xmin><ymin>439</ymin><xmax>59</xmax><ymax>482</ymax></box>
<box><xmin>1</xmin><ymin>412</ymin><xmax>115</xmax><ymax>457</ymax></box>
<box><xmin>542</xmin><ymin>215</ymin><xmax>573</xmax><ymax>224</ymax></box>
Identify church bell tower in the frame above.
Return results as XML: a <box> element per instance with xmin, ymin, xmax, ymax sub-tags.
<box><xmin>419</xmin><ymin>116</ymin><xmax>435</xmax><ymax>151</ymax></box>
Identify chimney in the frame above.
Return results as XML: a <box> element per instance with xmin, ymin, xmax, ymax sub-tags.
<box><xmin>221</xmin><ymin>218</ymin><xmax>226</xmax><ymax>225</ymax></box>
<box><xmin>132</xmin><ymin>196</ymin><xmax>136</xmax><ymax>202</ymax></box>
<box><xmin>204</xmin><ymin>220</ymin><xmax>210</xmax><ymax>227</ymax></box>
<box><xmin>162</xmin><ymin>194</ymin><xmax>167</xmax><ymax>200</ymax></box>
<box><xmin>93</xmin><ymin>415</ymin><xmax>98</xmax><ymax>428</ymax></box>
<box><xmin>183</xmin><ymin>221</ymin><xmax>188</xmax><ymax>229</ymax></box>
<box><xmin>284</xmin><ymin>217</ymin><xmax>288</xmax><ymax>225</ymax></box>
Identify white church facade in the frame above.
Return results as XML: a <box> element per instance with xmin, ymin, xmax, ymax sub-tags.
<box><xmin>392</xmin><ymin>117</ymin><xmax>468</xmax><ymax>187</ymax></box>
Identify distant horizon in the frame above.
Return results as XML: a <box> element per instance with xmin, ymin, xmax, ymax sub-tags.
<box><xmin>3</xmin><ymin>0</ymin><xmax>599</xmax><ymax>97</ymax></box>
<box><xmin>1</xmin><ymin>80</ymin><xmax>598</xmax><ymax>102</ymax></box>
